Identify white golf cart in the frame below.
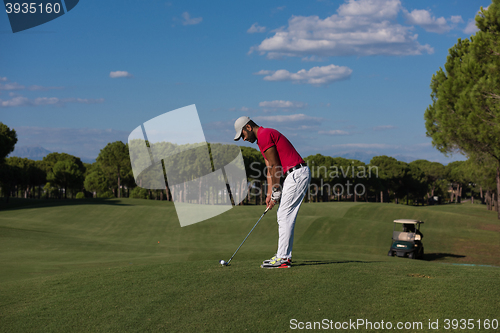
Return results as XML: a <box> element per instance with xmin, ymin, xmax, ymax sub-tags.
<box><xmin>387</xmin><ymin>219</ymin><xmax>424</xmax><ymax>259</ymax></box>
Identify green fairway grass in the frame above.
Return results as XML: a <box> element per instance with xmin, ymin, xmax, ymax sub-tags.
<box><xmin>1</xmin><ymin>199</ymin><xmax>499</xmax><ymax>332</ymax></box>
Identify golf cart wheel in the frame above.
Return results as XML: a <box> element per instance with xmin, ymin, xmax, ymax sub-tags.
<box><xmin>387</xmin><ymin>250</ymin><xmax>394</xmax><ymax>257</ymax></box>
<box><xmin>408</xmin><ymin>252</ymin><xmax>415</xmax><ymax>259</ymax></box>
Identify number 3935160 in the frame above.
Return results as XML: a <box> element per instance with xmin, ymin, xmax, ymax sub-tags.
<box><xmin>5</xmin><ymin>2</ymin><xmax>61</xmax><ymax>14</ymax></box>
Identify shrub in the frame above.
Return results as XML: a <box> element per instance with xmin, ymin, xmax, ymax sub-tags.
<box><xmin>130</xmin><ymin>187</ymin><xmax>148</xmax><ymax>199</ymax></box>
<box><xmin>76</xmin><ymin>192</ymin><xmax>85</xmax><ymax>199</ymax></box>
<box><xmin>97</xmin><ymin>191</ymin><xmax>114</xmax><ymax>199</ymax></box>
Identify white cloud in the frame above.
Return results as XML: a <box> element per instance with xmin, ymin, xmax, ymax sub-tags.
<box><xmin>28</xmin><ymin>85</ymin><xmax>64</xmax><ymax>91</ymax></box>
<box><xmin>319</xmin><ymin>130</ymin><xmax>351</xmax><ymax>135</ymax></box>
<box><xmin>255</xmin><ymin>64</ymin><xmax>352</xmax><ymax>86</ymax></box>
<box><xmin>0</xmin><ymin>96</ymin><xmax>29</xmax><ymax>107</ymax></box>
<box><xmin>0</xmin><ymin>82</ymin><xmax>25</xmax><ymax>90</ymax></box>
<box><xmin>254</xmin><ymin>70</ymin><xmax>274</xmax><ymax>75</ymax></box>
<box><xmin>228</xmin><ymin>106</ymin><xmax>254</xmax><ymax>113</ymax></box>
<box><xmin>450</xmin><ymin>16</ymin><xmax>463</xmax><ymax>24</ymax></box>
<box><xmin>464</xmin><ymin>19</ymin><xmax>479</xmax><ymax>34</ymax></box>
<box><xmin>403</xmin><ymin>9</ymin><xmax>458</xmax><ymax>34</ymax></box>
<box><xmin>247</xmin><ymin>23</ymin><xmax>266</xmax><ymax>33</ymax></box>
<box><xmin>463</xmin><ymin>7</ymin><xmax>487</xmax><ymax>35</ymax></box>
<box><xmin>31</xmin><ymin>97</ymin><xmax>62</xmax><ymax>106</ymax></box>
<box><xmin>301</xmin><ymin>56</ymin><xmax>324</xmax><ymax>62</ymax></box>
<box><xmin>254</xmin><ymin>113</ymin><xmax>323</xmax><ymax>125</ymax></box>
<box><xmin>181</xmin><ymin>12</ymin><xmax>202</xmax><ymax>26</ymax></box>
<box><xmin>373</xmin><ymin>125</ymin><xmax>396</xmax><ymax>131</ymax></box>
<box><xmin>331</xmin><ymin>143</ymin><xmax>392</xmax><ymax>149</ymax></box>
<box><xmin>109</xmin><ymin>71</ymin><xmax>133</xmax><ymax>78</ymax></box>
<box><xmin>0</xmin><ymin>82</ymin><xmax>64</xmax><ymax>91</ymax></box>
<box><xmin>412</xmin><ymin>142</ymin><xmax>432</xmax><ymax>148</ymax></box>
<box><xmin>253</xmin><ymin>0</ymin><xmax>434</xmax><ymax>58</ymax></box>
<box><xmin>259</xmin><ymin>100</ymin><xmax>307</xmax><ymax>109</ymax></box>
<box><xmin>337</xmin><ymin>0</ymin><xmax>401</xmax><ymax>18</ymax></box>
<box><xmin>0</xmin><ymin>77</ymin><xmax>7</xmax><ymax>82</ymax></box>
<box><xmin>296</xmin><ymin>125</ymin><xmax>319</xmax><ymax>130</ymax></box>
<box><xmin>65</xmin><ymin>98</ymin><xmax>105</xmax><ymax>104</ymax></box>
<box><xmin>0</xmin><ymin>96</ymin><xmax>104</xmax><ymax>108</ymax></box>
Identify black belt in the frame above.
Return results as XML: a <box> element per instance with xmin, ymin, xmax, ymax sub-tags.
<box><xmin>285</xmin><ymin>163</ymin><xmax>307</xmax><ymax>176</ymax></box>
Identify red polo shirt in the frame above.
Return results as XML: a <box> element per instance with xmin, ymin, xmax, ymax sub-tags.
<box><xmin>257</xmin><ymin>127</ymin><xmax>305</xmax><ymax>174</ymax></box>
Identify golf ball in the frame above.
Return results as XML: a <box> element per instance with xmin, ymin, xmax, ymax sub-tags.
<box><xmin>219</xmin><ymin>260</ymin><xmax>226</xmax><ymax>266</ymax></box>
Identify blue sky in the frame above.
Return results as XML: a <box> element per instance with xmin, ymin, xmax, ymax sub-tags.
<box><xmin>0</xmin><ymin>0</ymin><xmax>489</xmax><ymax>163</ymax></box>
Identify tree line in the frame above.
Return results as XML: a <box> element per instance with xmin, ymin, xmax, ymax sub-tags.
<box><xmin>0</xmin><ymin>129</ymin><xmax>135</xmax><ymax>201</ymax></box>
<box><xmin>0</xmin><ymin>122</ymin><xmax>498</xmax><ymax>215</ymax></box>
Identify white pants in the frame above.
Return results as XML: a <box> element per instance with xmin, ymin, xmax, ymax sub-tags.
<box><xmin>276</xmin><ymin>166</ymin><xmax>311</xmax><ymax>259</ymax></box>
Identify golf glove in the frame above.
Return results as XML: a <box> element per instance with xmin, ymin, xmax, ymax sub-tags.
<box><xmin>271</xmin><ymin>188</ymin><xmax>281</xmax><ymax>201</ymax></box>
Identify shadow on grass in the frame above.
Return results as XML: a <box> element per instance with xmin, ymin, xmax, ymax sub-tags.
<box><xmin>0</xmin><ymin>197</ymin><xmax>135</xmax><ymax>212</ymax></box>
<box><xmin>423</xmin><ymin>253</ymin><xmax>466</xmax><ymax>261</ymax></box>
<box><xmin>295</xmin><ymin>260</ymin><xmax>377</xmax><ymax>267</ymax></box>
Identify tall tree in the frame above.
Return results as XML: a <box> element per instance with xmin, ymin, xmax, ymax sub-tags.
<box><xmin>84</xmin><ymin>169</ymin><xmax>110</xmax><ymax>197</ymax></box>
<box><xmin>410</xmin><ymin>160</ymin><xmax>445</xmax><ymax>198</ymax></box>
<box><xmin>424</xmin><ymin>1</ymin><xmax>500</xmax><ymax>218</ymax></box>
<box><xmin>5</xmin><ymin>157</ymin><xmax>44</xmax><ymax>198</ymax></box>
<box><xmin>41</xmin><ymin>152</ymin><xmax>85</xmax><ymax>198</ymax></box>
<box><xmin>304</xmin><ymin>154</ymin><xmax>332</xmax><ymax>202</ymax></box>
<box><xmin>47</xmin><ymin>160</ymin><xmax>84</xmax><ymax>199</ymax></box>
<box><xmin>369</xmin><ymin>156</ymin><xmax>409</xmax><ymax>203</ymax></box>
<box><xmin>0</xmin><ymin>164</ymin><xmax>21</xmax><ymax>201</ymax></box>
<box><xmin>33</xmin><ymin>160</ymin><xmax>47</xmax><ymax>199</ymax></box>
<box><xmin>97</xmin><ymin>141</ymin><xmax>131</xmax><ymax>198</ymax></box>
<box><xmin>240</xmin><ymin>146</ymin><xmax>265</xmax><ymax>204</ymax></box>
<box><xmin>445</xmin><ymin>161</ymin><xmax>468</xmax><ymax>203</ymax></box>
<box><xmin>42</xmin><ymin>152</ymin><xmax>85</xmax><ymax>175</ymax></box>
<box><xmin>0</xmin><ymin>123</ymin><xmax>18</xmax><ymax>201</ymax></box>
<box><xmin>5</xmin><ymin>157</ymin><xmax>29</xmax><ymax>198</ymax></box>
<box><xmin>0</xmin><ymin>123</ymin><xmax>17</xmax><ymax>163</ymax></box>
<box><xmin>465</xmin><ymin>154</ymin><xmax>497</xmax><ymax>209</ymax></box>
<box><xmin>404</xmin><ymin>163</ymin><xmax>427</xmax><ymax>205</ymax></box>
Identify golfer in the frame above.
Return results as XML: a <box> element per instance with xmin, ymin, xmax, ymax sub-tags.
<box><xmin>234</xmin><ymin>116</ymin><xmax>311</xmax><ymax>268</ymax></box>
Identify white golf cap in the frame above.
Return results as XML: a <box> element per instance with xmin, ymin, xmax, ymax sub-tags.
<box><xmin>233</xmin><ymin>116</ymin><xmax>251</xmax><ymax>141</ymax></box>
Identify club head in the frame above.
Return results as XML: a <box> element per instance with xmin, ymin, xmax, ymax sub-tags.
<box><xmin>219</xmin><ymin>259</ymin><xmax>228</xmax><ymax>266</ymax></box>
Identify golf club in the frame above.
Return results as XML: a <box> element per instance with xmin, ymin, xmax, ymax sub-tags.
<box><xmin>220</xmin><ymin>206</ymin><xmax>270</xmax><ymax>266</ymax></box>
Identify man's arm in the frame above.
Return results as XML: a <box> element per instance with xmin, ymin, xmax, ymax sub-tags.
<box><xmin>264</xmin><ymin>146</ymin><xmax>282</xmax><ymax>209</ymax></box>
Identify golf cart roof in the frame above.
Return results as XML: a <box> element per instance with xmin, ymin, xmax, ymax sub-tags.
<box><xmin>393</xmin><ymin>219</ymin><xmax>424</xmax><ymax>224</ymax></box>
